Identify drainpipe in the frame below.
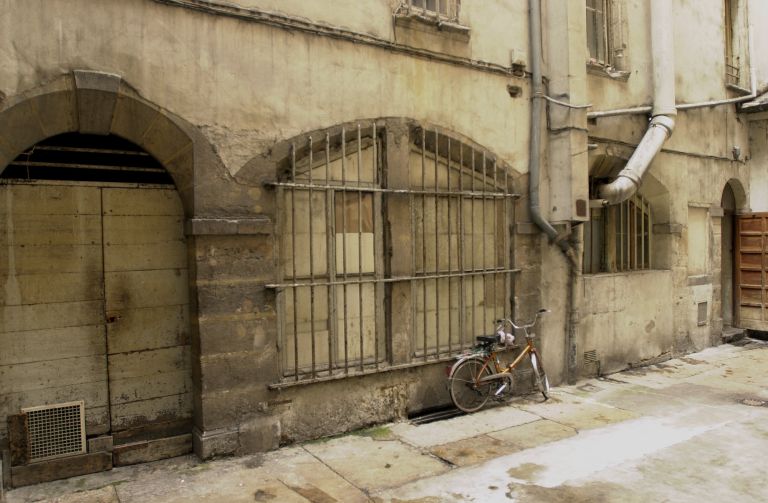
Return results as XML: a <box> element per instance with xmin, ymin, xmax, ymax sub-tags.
<box><xmin>528</xmin><ymin>0</ymin><xmax>580</xmax><ymax>383</ymax></box>
<box><xmin>528</xmin><ymin>0</ymin><xmax>573</xmax><ymax>261</ymax></box>
<box><xmin>598</xmin><ymin>0</ymin><xmax>677</xmax><ymax>205</ymax></box>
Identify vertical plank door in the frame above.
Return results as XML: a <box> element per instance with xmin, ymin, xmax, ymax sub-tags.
<box><xmin>0</xmin><ymin>184</ymin><xmax>110</xmax><ymax>442</ymax></box>
<box><xmin>101</xmin><ymin>187</ymin><xmax>192</xmax><ymax>451</ymax></box>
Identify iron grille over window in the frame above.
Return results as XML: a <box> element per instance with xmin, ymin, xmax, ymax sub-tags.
<box><xmin>268</xmin><ymin>122</ymin><xmax>519</xmax><ymax>384</ymax></box>
<box><xmin>584</xmin><ymin>193</ymin><xmax>653</xmax><ymax>273</ymax></box>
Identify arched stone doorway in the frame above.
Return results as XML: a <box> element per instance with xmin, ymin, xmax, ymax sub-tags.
<box><xmin>721</xmin><ymin>183</ymin><xmax>737</xmax><ymax>330</ymax></box>
<box><xmin>0</xmin><ymin>71</ymin><xmax>206</xmax><ymax>483</ymax></box>
<box><xmin>1</xmin><ymin>132</ymin><xmax>192</xmax><ymax>472</ymax></box>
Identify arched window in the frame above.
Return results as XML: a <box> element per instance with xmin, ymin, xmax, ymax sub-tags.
<box><xmin>269</xmin><ymin>121</ymin><xmax>519</xmax><ymax>384</ymax></box>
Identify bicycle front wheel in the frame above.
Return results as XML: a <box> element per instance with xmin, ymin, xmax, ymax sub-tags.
<box><xmin>530</xmin><ymin>352</ymin><xmax>550</xmax><ymax>400</ymax></box>
<box><xmin>449</xmin><ymin>358</ymin><xmax>493</xmax><ymax>413</ymax></box>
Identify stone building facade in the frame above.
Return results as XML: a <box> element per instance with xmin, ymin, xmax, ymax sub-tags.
<box><xmin>1</xmin><ymin>0</ymin><xmax>767</xmax><ymax>486</ymax></box>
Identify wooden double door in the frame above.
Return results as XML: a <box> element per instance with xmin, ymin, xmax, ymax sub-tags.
<box><xmin>1</xmin><ymin>183</ymin><xmax>192</xmax><ymax>464</ymax></box>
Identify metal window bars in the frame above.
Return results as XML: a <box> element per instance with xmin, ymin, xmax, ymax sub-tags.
<box><xmin>725</xmin><ymin>55</ymin><xmax>741</xmax><ymax>87</ymax></box>
<box><xmin>267</xmin><ymin>122</ymin><xmax>519</xmax><ymax>385</ymax></box>
<box><xmin>583</xmin><ymin>192</ymin><xmax>652</xmax><ymax>273</ymax></box>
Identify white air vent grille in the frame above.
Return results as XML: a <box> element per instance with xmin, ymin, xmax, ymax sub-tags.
<box><xmin>21</xmin><ymin>401</ymin><xmax>86</xmax><ymax>462</ymax></box>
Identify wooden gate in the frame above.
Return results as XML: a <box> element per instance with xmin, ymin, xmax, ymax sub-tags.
<box><xmin>736</xmin><ymin>213</ymin><xmax>768</xmax><ymax>330</ymax></box>
<box><xmin>0</xmin><ymin>183</ymin><xmax>192</xmax><ymax>467</ymax></box>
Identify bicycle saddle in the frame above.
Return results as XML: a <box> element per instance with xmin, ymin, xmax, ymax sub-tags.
<box><xmin>476</xmin><ymin>336</ymin><xmax>497</xmax><ymax>344</ymax></box>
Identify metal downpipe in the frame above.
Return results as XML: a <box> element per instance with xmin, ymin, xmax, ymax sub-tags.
<box><xmin>528</xmin><ymin>0</ymin><xmax>574</xmax><ymax>262</ymax></box>
<box><xmin>528</xmin><ymin>0</ymin><xmax>579</xmax><ymax>384</ymax></box>
<box><xmin>598</xmin><ymin>0</ymin><xmax>677</xmax><ymax>205</ymax></box>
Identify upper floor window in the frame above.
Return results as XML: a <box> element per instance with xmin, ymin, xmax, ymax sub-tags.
<box><xmin>586</xmin><ymin>0</ymin><xmax>610</xmax><ymax>66</ymax></box>
<box><xmin>724</xmin><ymin>0</ymin><xmax>748</xmax><ymax>89</ymax></box>
<box><xmin>586</xmin><ymin>0</ymin><xmax>629</xmax><ymax>77</ymax></box>
<box><xmin>270</xmin><ymin>122</ymin><xmax>518</xmax><ymax>384</ymax></box>
<box><xmin>402</xmin><ymin>0</ymin><xmax>459</xmax><ymax>22</ymax></box>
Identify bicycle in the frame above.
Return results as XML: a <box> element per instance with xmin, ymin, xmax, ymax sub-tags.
<box><xmin>447</xmin><ymin>308</ymin><xmax>551</xmax><ymax>413</ymax></box>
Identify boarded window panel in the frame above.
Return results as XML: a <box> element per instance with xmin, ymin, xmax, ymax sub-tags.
<box><xmin>335</xmin><ymin>192</ymin><xmax>374</xmax><ymax>275</ymax></box>
<box><xmin>282</xmin><ymin>190</ymin><xmax>328</xmax><ymax>278</ymax></box>
<box><xmin>688</xmin><ymin>207</ymin><xmax>709</xmax><ymax>275</ymax></box>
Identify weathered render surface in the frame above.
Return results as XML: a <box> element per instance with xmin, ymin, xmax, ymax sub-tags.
<box><xmin>0</xmin><ymin>0</ymin><xmax>767</xmax><ymax>484</ymax></box>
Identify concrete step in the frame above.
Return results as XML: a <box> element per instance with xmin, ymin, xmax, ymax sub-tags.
<box><xmin>721</xmin><ymin>327</ymin><xmax>745</xmax><ymax>344</ymax></box>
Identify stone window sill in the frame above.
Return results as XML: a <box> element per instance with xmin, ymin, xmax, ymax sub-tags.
<box><xmin>587</xmin><ymin>61</ymin><xmax>630</xmax><ymax>82</ymax></box>
<box><xmin>393</xmin><ymin>11</ymin><xmax>471</xmax><ymax>42</ymax></box>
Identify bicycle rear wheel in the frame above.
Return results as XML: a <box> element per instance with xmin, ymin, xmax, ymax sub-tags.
<box><xmin>449</xmin><ymin>358</ymin><xmax>493</xmax><ymax>413</ymax></box>
<box><xmin>530</xmin><ymin>352</ymin><xmax>550</xmax><ymax>400</ymax></box>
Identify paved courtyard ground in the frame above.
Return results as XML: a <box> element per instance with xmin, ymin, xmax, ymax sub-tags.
<box><xmin>6</xmin><ymin>337</ymin><xmax>768</xmax><ymax>502</ymax></box>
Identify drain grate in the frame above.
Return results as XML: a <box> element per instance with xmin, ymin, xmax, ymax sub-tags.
<box><xmin>21</xmin><ymin>401</ymin><xmax>86</xmax><ymax>462</ymax></box>
<box><xmin>409</xmin><ymin>406</ymin><xmax>463</xmax><ymax>425</ymax></box>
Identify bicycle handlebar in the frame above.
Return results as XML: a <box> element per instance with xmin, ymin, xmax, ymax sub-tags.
<box><xmin>495</xmin><ymin>308</ymin><xmax>550</xmax><ymax>331</ymax></box>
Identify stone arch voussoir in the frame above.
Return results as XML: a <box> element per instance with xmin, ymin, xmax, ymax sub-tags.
<box><xmin>0</xmin><ymin>70</ymin><xmax>206</xmax><ymax>217</ymax></box>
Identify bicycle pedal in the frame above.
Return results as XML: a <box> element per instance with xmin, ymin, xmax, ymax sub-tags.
<box><xmin>493</xmin><ymin>383</ymin><xmax>508</xmax><ymax>396</ymax></box>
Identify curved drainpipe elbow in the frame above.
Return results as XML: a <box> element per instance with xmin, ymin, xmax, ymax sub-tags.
<box><xmin>598</xmin><ymin>115</ymin><xmax>675</xmax><ymax>205</ymax></box>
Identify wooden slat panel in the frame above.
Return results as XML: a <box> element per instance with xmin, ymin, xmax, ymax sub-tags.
<box><xmin>0</xmin><ymin>244</ymin><xmax>101</xmax><ymax>274</ymax></box>
<box><xmin>1</xmin><ymin>272</ymin><xmax>103</xmax><ymax>306</ymax></box>
<box><xmin>2</xmin><ymin>300</ymin><xmax>104</xmax><ymax>332</ymax></box>
<box><xmin>103</xmin><ymin>215</ymin><xmax>185</xmax><ymax>244</ymax></box>
<box><xmin>104</xmin><ymin>269</ymin><xmax>189</xmax><ymax>310</ymax></box>
<box><xmin>108</xmin><ymin>347</ymin><xmax>190</xmax><ymax>381</ymax></box>
<box><xmin>3</xmin><ymin>214</ymin><xmax>102</xmax><ymax>246</ymax></box>
<box><xmin>739</xmin><ymin>252</ymin><xmax>762</xmax><ymax>270</ymax></box>
<box><xmin>0</xmin><ymin>356</ymin><xmax>107</xmax><ymax>394</ymax></box>
<box><xmin>739</xmin><ymin>217</ymin><xmax>763</xmax><ymax>233</ymax></box>
<box><xmin>104</xmin><ymin>242</ymin><xmax>187</xmax><ymax>272</ymax></box>
<box><xmin>107</xmin><ymin>305</ymin><xmax>190</xmax><ymax>354</ymax></box>
<box><xmin>110</xmin><ymin>393</ymin><xmax>193</xmax><ymax>432</ymax></box>
<box><xmin>1</xmin><ymin>184</ymin><xmax>109</xmax><ymax>445</ymax></box>
<box><xmin>0</xmin><ymin>325</ymin><xmax>106</xmax><ymax>365</ymax></box>
<box><xmin>101</xmin><ymin>188</ymin><xmax>182</xmax><ymax>216</ymax></box>
<box><xmin>110</xmin><ymin>371</ymin><xmax>192</xmax><ymax>405</ymax></box>
<box><xmin>739</xmin><ymin>235</ymin><xmax>763</xmax><ymax>252</ymax></box>
<box><xmin>3</xmin><ymin>185</ymin><xmax>101</xmax><ymax>215</ymax></box>
<box><xmin>739</xmin><ymin>270</ymin><xmax>763</xmax><ymax>287</ymax></box>
<box><xmin>103</xmin><ymin>187</ymin><xmax>192</xmax><ymax>436</ymax></box>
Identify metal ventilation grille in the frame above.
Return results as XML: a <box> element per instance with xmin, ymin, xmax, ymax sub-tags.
<box><xmin>21</xmin><ymin>401</ymin><xmax>86</xmax><ymax>462</ymax></box>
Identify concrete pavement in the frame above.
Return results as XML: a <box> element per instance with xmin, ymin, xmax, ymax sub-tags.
<box><xmin>7</xmin><ymin>337</ymin><xmax>768</xmax><ymax>502</ymax></box>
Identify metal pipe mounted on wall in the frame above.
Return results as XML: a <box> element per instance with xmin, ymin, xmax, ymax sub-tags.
<box><xmin>597</xmin><ymin>0</ymin><xmax>677</xmax><ymax>205</ymax></box>
<box><xmin>589</xmin><ymin>0</ymin><xmax>758</xmax><ymax>120</ymax></box>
